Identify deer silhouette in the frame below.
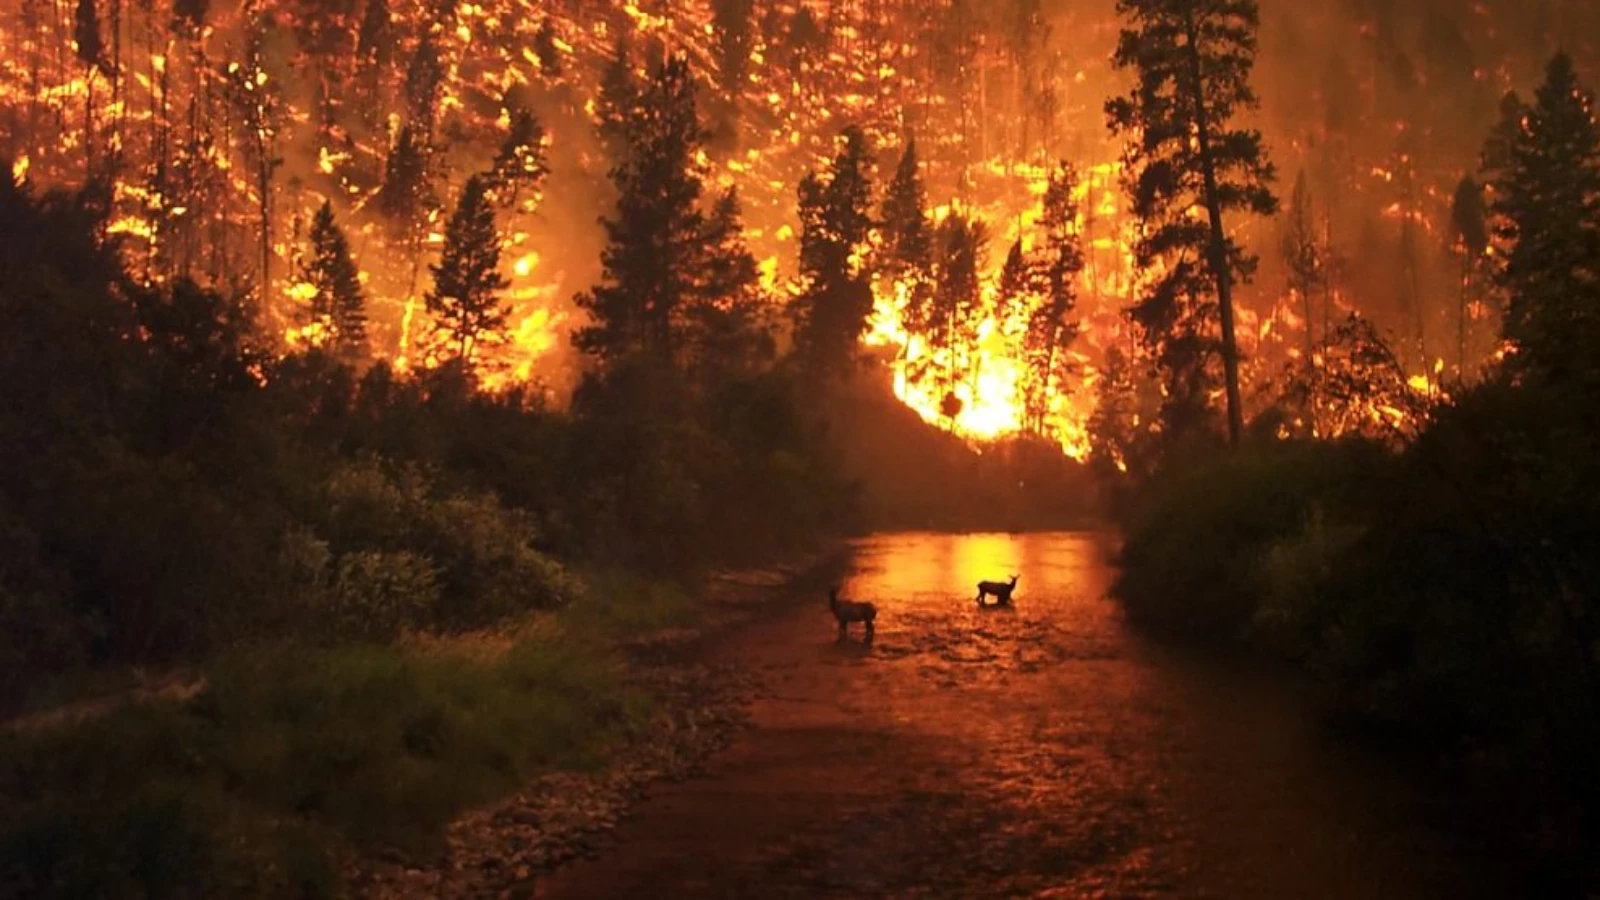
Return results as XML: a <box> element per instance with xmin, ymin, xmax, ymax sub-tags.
<box><xmin>976</xmin><ymin>575</ymin><xmax>1019</xmax><ymax>606</ymax></box>
<box><xmin>828</xmin><ymin>587</ymin><xmax>876</xmax><ymax>640</ymax></box>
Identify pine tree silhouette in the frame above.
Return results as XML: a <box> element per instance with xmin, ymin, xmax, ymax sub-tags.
<box><xmin>1484</xmin><ymin>53</ymin><xmax>1600</xmax><ymax>382</ymax></box>
<box><xmin>427</xmin><ymin>175</ymin><xmax>510</xmax><ymax>365</ymax></box>
<box><xmin>297</xmin><ymin>200</ymin><xmax>369</xmax><ymax>363</ymax></box>
<box><xmin>793</xmin><ymin>126</ymin><xmax>875</xmax><ymax>383</ymax></box>
<box><xmin>1107</xmin><ymin>0</ymin><xmax>1278</xmax><ymax>447</ymax></box>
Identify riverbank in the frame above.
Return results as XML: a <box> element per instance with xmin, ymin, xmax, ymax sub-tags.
<box><xmin>0</xmin><ymin>549</ymin><xmax>847</xmax><ymax>898</ymax></box>
<box><xmin>350</xmin><ymin>549</ymin><xmax>851</xmax><ymax>897</ymax></box>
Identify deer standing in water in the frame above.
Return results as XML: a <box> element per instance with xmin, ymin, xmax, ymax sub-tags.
<box><xmin>828</xmin><ymin>587</ymin><xmax>876</xmax><ymax>640</ymax></box>
<box><xmin>976</xmin><ymin>575</ymin><xmax>1019</xmax><ymax>606</ymax></box>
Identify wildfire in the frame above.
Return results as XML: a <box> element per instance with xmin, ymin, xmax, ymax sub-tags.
<box><xmin>0</xmin><ymin>0</ymin><xmax>1491</xmax><ymax>458</ymax></box>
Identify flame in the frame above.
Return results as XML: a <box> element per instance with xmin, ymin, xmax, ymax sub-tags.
<box><xmin>0</xmin><ymin>0</ymin><xmax>1485</xmax><ymax>458</ymax></box>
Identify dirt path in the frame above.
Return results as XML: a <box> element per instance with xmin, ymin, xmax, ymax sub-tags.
<box><xmin>533</xmin><ymin>532</ymin><xmax>1489</xmax><ymax>899</ymax></box>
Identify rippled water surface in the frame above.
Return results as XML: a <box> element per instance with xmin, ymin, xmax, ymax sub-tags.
<box><xmin>538</xmin><ymin>532</ymin><xmax>1481</xmax><ymax>898</ymax></box>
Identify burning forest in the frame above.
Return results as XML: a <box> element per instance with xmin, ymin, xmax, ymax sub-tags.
<box><xmin>5</xmin><ymin>0</ymin><xmax>1600</xmax><ymax>895</ymax></box>
<box><xmin>6</xmin><ymin>0</ymin><xmax>1590</xmax><ymax>460</ymax></box>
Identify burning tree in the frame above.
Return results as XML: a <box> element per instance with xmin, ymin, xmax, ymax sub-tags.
<box><xmin>1086</xmin><ymin>345</ymin><xmax>1150</xmax><ymax>479</ymax></box>
<box><xmin>1281</xmin><ymin>171</ymin><xmax>1328</xmax><ymax>362</ymax></box>
<box><xmin>1107</xmin><ymin>0</ymin><xmax>1279</xmax><ymax>447</ymax></box>
<box><xmin>1021</xmin><ymin>163</ymin><xmax>1085</xmax><ymax>438</ymax></box>
<box><xmin>879</xmin><ymin>135</ymin><xmax>935</xmax><ymax>342</ymax></box>
<box><xmin>927</xmin><ymin>211</ymin><xmax>987</xmax><ymax>419</ymax></box>
<box><xmin>1448</xmin><ymin>174</ymin><xmax>1490</xmax><ymax>379</ymax></box>
<box><xmin>485</xmin><ymin>109</ymin><xmax>548</xmax><ymax>212</ymax></box>
<box><xmin>294</xmin><ymin>200</ymin><xmax>369</xmax><ymax>363</ymax></box>
<box><xmin>1271</xmin><ymin>314</ymin><xmax>1433</xmax><ymax>444</ymax></box>
<box><xmin>1483</xmin><ymin>53</ymin><xmax>1600</xmax><ymax>384</ymax></box>
<box><xmin>426</xmin><ymin>174</ymin><xmax>509</xmax><ymax>366</ymax></box>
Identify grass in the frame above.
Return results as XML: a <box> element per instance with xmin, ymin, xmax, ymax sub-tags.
<box><xmin>0</xmin><ymin>628</ymin><xmax>649</xmax><ymax>898</ymax></box>
<box><xmin>564</xmin><ymin>569</ymin><xmax>700</xmax><ymax>639</ymax></box>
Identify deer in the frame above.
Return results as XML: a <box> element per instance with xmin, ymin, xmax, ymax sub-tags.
<box><xmin>828</xmin><ymin>587</ymin><xmax>876</xmax><ymax>640</ymax></box>
<box><xmin>976</xmin><ymin>575</ymin><xmax>1019</xmax><ymax>606</ymax></box>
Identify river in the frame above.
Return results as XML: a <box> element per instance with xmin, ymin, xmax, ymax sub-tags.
<box><xmin>536</xmin><ymin>531</ymin><xmax>1487</xmax><ymax>898</ymax></box>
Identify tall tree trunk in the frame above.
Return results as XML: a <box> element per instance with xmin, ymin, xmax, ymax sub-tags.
<box><xmin>1183</xmin><ymin>16</ymin><xmax>1244</xmax><ymax>446</ymax></box>
<box><xmin>1458</xmin><ymin>254</ymin><xmax>1469</xmax><ymax>378</ymax></box>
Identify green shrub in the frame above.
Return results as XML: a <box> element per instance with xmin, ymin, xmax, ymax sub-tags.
<box><xmin>328</xmin><ymin>550</ymin><xmax>441</xmax><ymax>641</ymax></box>
<box><xmin>0</xmin><ymin>637</ymin><xmax>643</xmax><ymax>893</ymax></box>
<box><xmin>568</xmin><ymin>569</ymin><xmax>697</xmax><ymax>638</ymax></box>
<box><xmin>1114</xmin><ymin>439</ymin><xmax>1385</xmax><ymax>638</ymax></box>
<box><xmin>310</xmin><ymin>459</ymin><xmax>577</xmax><ymax>632</ymax></box>
<box><xmin>0</xmin><ymin>511</ymin><xmax>92</xmax><ymax>710</ymax></box>
<box><xmin>1248</xmin><ymin>508</ymin><xmax>1365</xmax><ymax>659</ymax></box>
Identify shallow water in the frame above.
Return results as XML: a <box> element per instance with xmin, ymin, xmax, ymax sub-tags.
<box><xmin>537</xmin><ymin>532</ymin><xmax>1483</xmax><ymax>898</ymax></box>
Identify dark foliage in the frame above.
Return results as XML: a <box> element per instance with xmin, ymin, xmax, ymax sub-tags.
<box><xmin>792</xmin><ymin>126</ymin><xmax>876</xmax><ymax>384</ymax></box>
<box><xmin>1107</xmin><ymin>0</ymin><xmax>1279</xmax><ymax>446</ymax></box>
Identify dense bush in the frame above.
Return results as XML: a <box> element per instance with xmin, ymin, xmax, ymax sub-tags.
<box><xmin>0</xmin><ymin>637</ymin><xmax>640</xmax><ymax>896</ymax></box>
<box><xmin>1114</xmin><ymin>439</ymin><xmax>1386</xmax><ymax>638</ymax></box>
<box><xmin>1113</xmin><ymin>379</ymin><xmax>1600</xmax><ymax>888</ymax></box>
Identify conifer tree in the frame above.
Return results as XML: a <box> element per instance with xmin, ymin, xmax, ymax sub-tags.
<box><xmin>1282</xmin><ymin>172</ymin><xmax>1327</xmax><ymax>361</ymax></box>
<box><xmin>1483</xmin><ymin>53</ymin><xmax>1600</xmax><ymax>381</ymax></box>
<box><xmin>793</xmin><ymin>126</ymin><xmax>876</xmax><ymax>382</ymax></box>
<box><xmin>1022</xmin><ymin>164</ymin><xmax>1084</xmax><ymax>434</ymax></box>
<box><xmin>575</xmin><ymin>55</ymin><xmax>709</xmax><ymax>369</ymax></box>
<box><xmin>73</xmin><ymin>0</ymin><xmax>103</xmax><ymax>73</ymax></box>
<box><xmin>534</xmin><ymin>17</ymin><xmax>563</xmax><ymax>78</ymax></box>
<box><xmin>879</xmin><ymin>137</ymin><xmax>934</xmax><ymax>335</ymax></box>
<box><xmin>74</xmin><ymin>0</ymin><xmax>104</xmax><ymax>177</ymax></box>
<box><xmin>881</xmin><ymin>138</ymin><xmax>932</xmax><ymax>277</ymax></box>
<box><xmin>298</xmin><ymin>200</ymin><xmax>369</xmax><ymax>362</ymax></box>
<box><xmin>426</xmin><ymin>175</ymin><xmax>510</xmax><ymax>364</ymax></box>
<box><xmin>486</xmin><ymin>109</ymin><xmax>548</xmax><ymax>210</ymax></box>
<box><xmin>1087</xmin><ymin>345</ymin><xmax>1141</xmax><ymax>480</ymax></box>
<box><xmin>688</xmin><ymin>189</ymin><xmax>774</xmax><ymax>389</ymax></box>
<box><xmin>377</xmin><ymin>124</ymin><xmax>431</xmax><ymax>234</ymax></box>
<box><xmin>595</xmin><ymin>35</ymin><xmax>640</xmax><ymax>164</ymax></box>
<box><xmin>1481</xmin><ymin>90</ymin><xmax>1525</xmax><ymax>180</ymax></box>
<box><xmin>1107</xmin><ymin>0</ymin><xmax>1278</xmax><ymax>446</ymax></box>
<box><xmin>928</xmin><ymin>212</ymin><xmax>987</xmax><ymax>414</ymax></box>
<box><xmin>996</xmin><ymin>239</ymin><xmax>1045</xmax><ymax>431</ymax></box>
<box><xmin>357</xmin><ymin>0</ymin><xmax>390</xmax><ymax>71</ymax></box>
<box><xmin>405</xmin><ymin>37</ymin><xmax>444</xmax><ymax>134</ymax></box>
<box><xmin>1449</xmin><ymin>174</ymin><xmax>1488</xmax><ymax>376</ymax></box>
<box><xmin>712</xmin><ymin>0</ymin><xmax>755</xmax><ymax>99</ymax></box>
<box><xmin>996</xmin><ymin>239</ymin><xmax>1034</xmax><ymax>329</ymax></box>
